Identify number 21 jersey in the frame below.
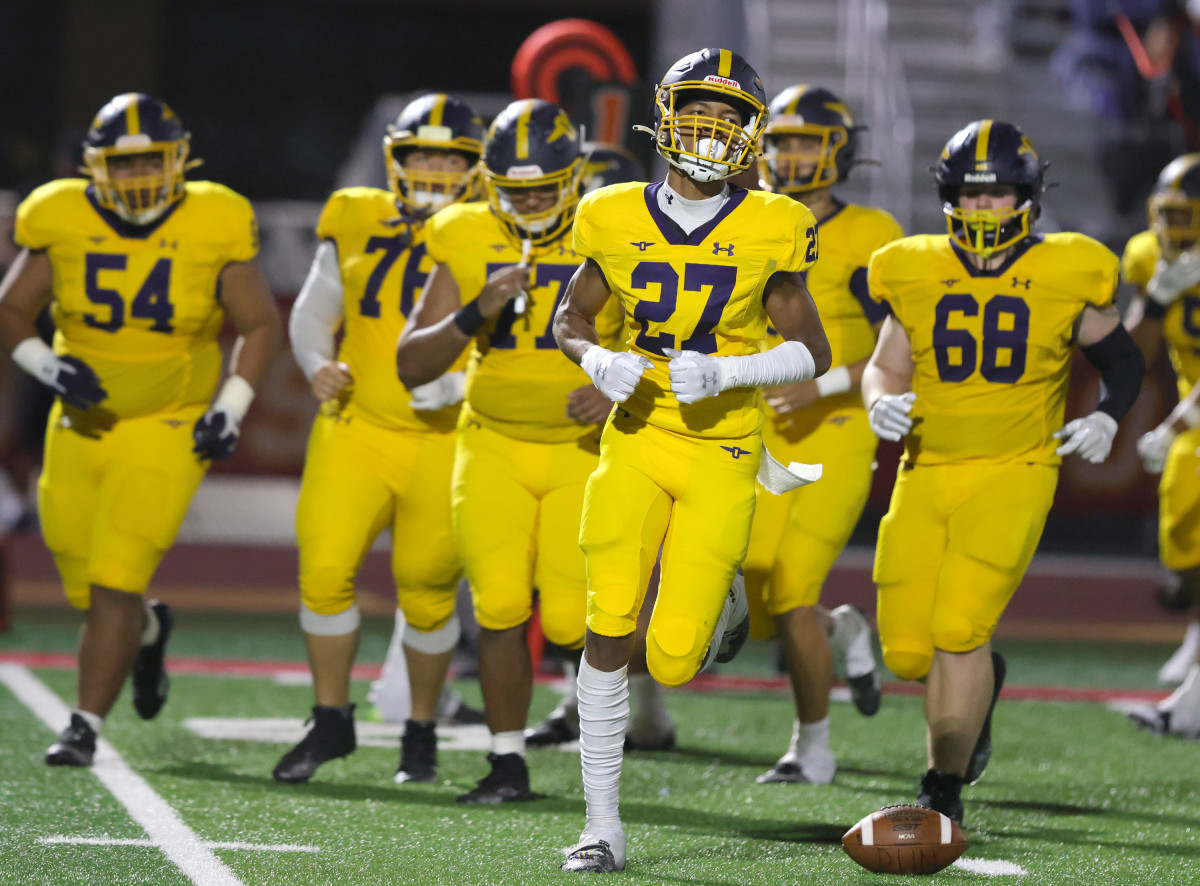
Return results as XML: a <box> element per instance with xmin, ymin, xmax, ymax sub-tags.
<box><xmin>868</xmin><ymin>233</ymin><xmax>1118</xmax><ymax>466</ymax></box>
<box><xmin>574</xmin><ymin>181</ymin><xmax>818</xmax><ymax>440</ymax></box>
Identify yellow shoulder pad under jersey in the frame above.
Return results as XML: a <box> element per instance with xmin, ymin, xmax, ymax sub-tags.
<box><xmin>316</xmin><ymin>187</ymin><xmax>459</xmax><ymax>433</ymax></box>
<box><xmin>15</xmin><ymin>179</ymin><xmax>258</xmax><ymax>420</ymax></box>
<box><xmin>869</xmin><ymin>232</ymin><xmax>1118</xmax><ymax>466</ymax></box>
<box><xmin>574</xmin><ymin>182</ymin><xmax>818</xmax><ymax>439</ymax></box>
<box><xmin>1123</xmin><ymin>229</ymin><xmax>1200</xmax><ymax>396</ymax></box>
<box><xmin>425</xmin><ymin>202</ymin><xmax>595</xmax><ymax>443</ymax></box>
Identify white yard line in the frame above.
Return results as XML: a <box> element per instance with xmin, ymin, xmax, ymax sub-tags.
<box><xmin>954</xmin><ymin>858</ymin><xmax>1029</xmax><ymax>876</ymax></box>
<box><xmin>0</xmin><ymin>664</ymin><xmax>246</xmax><ymax>886</ymax></box>
<box><xmin>40</xmin><ymin>836</ymin><xmax>317</xmax><ymax>853</ymax></box>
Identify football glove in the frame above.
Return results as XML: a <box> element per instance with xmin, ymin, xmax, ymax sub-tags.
<box><xmin>867</xmin><ymin>392</ymin><xmax>916</xmax><ymax>441</ymax></box>
<box><xmin>12</xmin><ymin>338</ymin><xmax>107</xmax><ymax>410</ymax></box>
<box><xmin>409</xmin><ymin>370</ymin><xmax>465</xmax><ymax>411</ymax></box>
<box><xmin>664</xmin><ymin>348</ymin><xmax>724</xmax><ymax>404</ymax></box>
<box><xmin>1137</xmin><ymin>424</ymin><xmax>1176</xmax><ymax>474</ymax></box>
<box><xmin>580</xmin><ymin>345</ymin><xmax>653</xmax><ymax>403</ymax></box>
<box><xmin>1053</xmin><ymin>410</ymin><xmax>1118</xmax><ymax>463</ymax></box>
<box><xmin>193</xmin><ymin>376</ymin><xmax>255</xmax><ymax>461</ymax></box>
<box><xmin>1147</xmin><ymin>252</ymin><xmax>1200</xmax><ymax>306</ymax></box>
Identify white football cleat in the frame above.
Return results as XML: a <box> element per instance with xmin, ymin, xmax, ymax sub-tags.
<box><xmin>701</xmin><ymin>570</ymin><xmax>750</xmax><ymax>673</ymax></box>
<box><xmin>756</xmin><ymin>744</ymin><xmax>837</xmax><ymax>785</ymax></box>
<box><xmin>562</xmin><ymin>827</ymin><xmax>626</xmax><ymax>873</ymax></box>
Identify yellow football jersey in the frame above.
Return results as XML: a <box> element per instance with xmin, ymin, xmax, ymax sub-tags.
<box><xmin>15</xmin><ymin>178</ymin><xmax>258</xmax><ymax>420</ymax></box>
<box><xmin>869</xmin><ymin>233</ymin><xmax>1118</xmax><ymax>465</ymax></box>
<box><xmin>764</xmin><ymin>200</ymin><xmax>903</xmax><ymax>440</ymax></box>
<box><xmin>317</xmin><ymin>187</ymin><xmax>461</xmax><ymax>433</ymax></box>
<box><xmin>425</xmin><ymin>202</ymin><xmax>615</xmax><ymax>443</ymax></box>
<box><xmin>1121</xmin><ymin>229</ymin><xmax>1200</xmax><ymax>399</ymax></box>
<box><xmin>574</xmin><ymin>182</ymin><xmax>819</xmax><ymax>439</ymax></box>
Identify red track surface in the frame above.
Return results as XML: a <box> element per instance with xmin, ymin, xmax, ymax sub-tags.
<box><xmin>0</xmin><ymin>650</ymin><xmax>1169</xmax><ymax>704</ymax></box>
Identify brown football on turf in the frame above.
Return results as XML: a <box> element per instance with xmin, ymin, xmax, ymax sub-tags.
<box><xmin>841</xmin><ymin>804</ymin><xmax>969</xmax><ymax>875</ymax></box>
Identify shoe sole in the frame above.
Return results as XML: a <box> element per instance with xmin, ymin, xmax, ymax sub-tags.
<box><xmin>131</xmin><ymin>602</ymin><xmax>173</xmax><ymax>721</ymax></box>
<box><xmin>847</xmin><ymin>672</ymin><xmax>882</xmax><ymax>717</ymax></box>
<box><xmin>965</xmin><ymin>652</ymin><xmax>1006</xmax><ymax>784</ymax></box>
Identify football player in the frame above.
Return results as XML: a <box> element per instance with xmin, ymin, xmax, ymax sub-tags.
<box><xmin>1121</xmin><ymin>153</ymin><xmax>1200</xmax><ymax>735</ymax></box>
<box><xmin>272</xmin><ymin>94</ymin><xmax>483</xmax><ymax>785</ymax></box>
<box><xmin>744</xmin><ymin>84</ymin><xmax>900</xmax><ymax>786</ymax></box>
<box><xmin>396</xmin><ymin>98</ymin><xmax>622</xmax><ymax>803</ymax></box>
<box><xmin>0</xmin><ymin>93</ymin><xmax>281</xmax><ymax>765</ymax></box>
<box><xmin>552</xmin><ymin>48</ymin><xmax>832</xmax><ymax>872</ymax></box>
<box><xmin>862</xmin><ymin>120</ymin><xmax>1145</xmax><ymax>822</ymax></box>
<box><xmin>524</xmin><ymin>141</ymin><xmax>678</xmax><ymax>753</ymax></box>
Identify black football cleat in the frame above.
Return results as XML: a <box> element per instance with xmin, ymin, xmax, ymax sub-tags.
<box><xmin>395</xmin><ymin>719</ymin><xmax>438</xmax><ymax>784</ymax></box>
<box><xmin>131</xmin><ymin>600</ymin><xmax>173</xmax><ymax>720</ymax></box>
<box><xmin>964</xmin><ymin>651</ymin><xmax>1006</xmax><ymax>784</ymax></box>
<box><xmin>272</xmin><ymin>705</ymin><xmax>356</xmax><ymax>783</ymax></box>
<box><xmin>917</xmin><ymin>768</ymin><xmax>964</xmax><ymax>824</ymax></box>
<box><xmin>624</xmin><ymin>724</ymin><xmax>676</xmax><ymax>752</ymax></box>
<box><xmin>524</xmin><ymin>710</ymin><xmax>579</xmax><ymax>747</ymax></box>
<box><xmin>455</xmin><ymin>752</ymin><xmax>534</xmax><ymax>804</ymax></box>
<box><xmin>45</xmin><ymin>714</ymin><xmax>97</xmax><ymax>767</ymax></box>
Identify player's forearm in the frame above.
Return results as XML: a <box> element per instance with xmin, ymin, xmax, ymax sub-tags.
<box><xmin>290</xmin><ymin>241</ymin><xmax>345</xmax><ymax>380</ymax></box>
<box><xmin>861</xmin><ymin>360</ymin><xmax>909</xmax><ymax>410</ymax></box>
<box><xmin>553</xmin><ymin>306</ymin><xmax>601</xmax><ymax>365</ymax></box>
<box><xmin>396</xmin><ymin>317</ymin><xmax>472</xmax><ymax>389</ymax></box>
<box><xmin>228</xmin><ymin>317</ymin><xmax>282</xmax><ymax>389</ymax></box>
<box><xmin>0</xmin><ymin>303</ymin><xmax>42</xmax><ymax>355</ymax></box>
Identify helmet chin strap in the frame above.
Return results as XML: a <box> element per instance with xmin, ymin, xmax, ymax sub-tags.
<box><xmin>671</xmin><ymin>137</ymin><xmax>735</xmax><ymax>183</ymax></box>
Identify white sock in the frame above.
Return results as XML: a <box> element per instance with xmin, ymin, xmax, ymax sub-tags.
<box><xmin>74</xmin><ymin>709</ymin><xmax>103</xmax><ymax>734</ymax></box>
<box><xmin>139</xmin><ymin>603</ymin><xmax>160</xmax><ymax>647</ymax></box>
<box><xmin>577</xmin><ymin>653</ymin><xmax>629</xmax><ymax>831</ymax></box>
<box><xmin>557</xmin><ymin>661</ymin><xmax>579</xmax><ymax>717</ymax></box>
<box><xmin>492</xmin><ymin>729</ymin><xmax>526</xmax><ymax>758</ymax></box>
<box><xmin>787</xmin><ymin>716</ymin><xmax>830</xmax><ymax>757</ymax></box>
<box><xmin>1160</xmin><ymin>662</ymin><xmax>1200</xmax><ymax>727</ymax></box>
<box><xmin>628</xmin><ymin>673</ymin><xmax>669</xmax><ymax>734</ymax></box>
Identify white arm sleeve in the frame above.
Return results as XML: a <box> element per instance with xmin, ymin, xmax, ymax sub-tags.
<box><xmin>289</xmin><ymin>240</ymin><xmax>345</xmax><ymax>381</ymax></box>
<box><xmin>716</xmin><ymin>339</ymin><xmax>817</xmax><ymax>389</ymax></box>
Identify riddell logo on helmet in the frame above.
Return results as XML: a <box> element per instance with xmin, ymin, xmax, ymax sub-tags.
<box><xmin>704</xmin><ymin>75</ymin><xmax>741</xmax><ymax>89</ymax></box>
<box><xmin>505</xmin><ymin>165</ymin><xmax>546</xmax><ymax>178</ymax></box>
<box><xmin>963</xmin><ymin>172</ymin><xmax>997</xmax><ymax>182</ymax></box>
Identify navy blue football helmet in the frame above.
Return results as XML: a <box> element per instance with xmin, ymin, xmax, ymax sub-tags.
<box><xmin>581</xmin><ymin>141</ymin><xmax>645</xmax><ymax>194</ymax></box>
<box><xmin>383</xmin><ymin>94</ymin><xmax>484</xmax><ymax>216</ymax></box>
<box><xmin>643</xmin><ymin>48</ymin><xmax>768</xmax><ymax>183</ymax></box>
<box><xmin>481</xmin><ymin>99</ymin><xmax>584</xmax><ymax>246</ymax></box>
<box><xmin>935</xmin><ymin>119</ymin><xmax>1046</xmax><ymax>257</ymax></box>
<box><xmin>1148</xmin><ymin>154</ymin><xmax>1200</xmax><ymax>259</ymax></box>
<box><xmin>82</xmin><ymin>93</ymin><xmax>196</xmax><ymax>225</ymax></box>
<box><xmin>758</xmin><ymin>85</ymin><xmax>860</xmax><ymax>195</ymax></box>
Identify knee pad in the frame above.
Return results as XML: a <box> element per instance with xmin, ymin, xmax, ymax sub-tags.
<box><xmin>931</xmin><ymin>610</ymin><xmax>982</xmax><ymax>654</ymax></box>
<box><xmin>299</xmin><ymin>566</ymin><xmax>355</xmax><ymax>617</ymax></box>
<box><xmin>883</xmin><ymin>646</ymin><xmax>932</xmax><ymax>682</ymax></box>
<box><xmin>404</xmin><ymin>613</ymin><xmax>460</xmax><ymax>655</ymax></box>
<box><xmin>299</xmin><ymin>602</ymin><xmax>361</xmax><ymax>636</ymax></box>
<box><xmin>646</xmin><ymin>613</ymin><xmax>705</xmax><ymax>688</ymax></box>
<box><xmin>472</xmin><ymin>583</ymin><xmax>533</xmax><ymax>632</ymax></box>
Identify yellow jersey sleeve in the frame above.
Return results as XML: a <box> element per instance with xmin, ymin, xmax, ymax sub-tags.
<box><xmin>1121</xmin><ymin>230</ymin><xmax>1160</xmax><ymax>290</ymax></box>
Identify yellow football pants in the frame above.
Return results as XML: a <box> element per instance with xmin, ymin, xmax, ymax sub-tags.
<box><xmin>1159</xmin><ymin>427</ymin><xmax>1200</xmax><ymax>572</ymax></box>
<box><xmin>580</xmin><ymin>417</ymin><xmax>761</xmax><ymax>687</ymax></box>
<box><xmin>873</xmin><ymin>461</ymin><xmax>1057</xmax><ymax>681</ymax></box>
<box><xmin>38</xmin><ymin>400</ymin><xmax>208</xmax><ymax>608</ymax></box>
<box><xmin>451</xmin><ymin>420</ymin><xmax>599</xmax><ymax>647</ymax></box>
<box><xmin>296</xmin><ymin>411</ymin><xmax>460</xmax><ymax>632</ymax></box>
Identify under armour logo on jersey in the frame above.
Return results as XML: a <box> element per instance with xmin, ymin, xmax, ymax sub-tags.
<box><xmin>713</xmin><ymin>242</ymin><xmax>734</xmax><ymax>256</ymax></box>
<box><xmin>88</xmin><ymin>235</ymin><xmax>106</xmax><ymax>244</ymax></box>
<box><xmin>1011</xmin><ymin>276</ymin><xmax>1031</xmax><ymax>289</ymax></box>
<box><xmin>827</xmin><ymin>415</ymin><xmax>852</xmax><ymax>427</ymax></box>
<box><xmin>665</xmin><ymin>193</ymin><xmax>674</xmax><ymax>204</ymax></box>
<box><xmin>489</xmin><ymin>244</ymin><xmax>507</xmax><ymax>253</ymax></box>
<box><xmin>159</xmin><ymin>238</ymin><xmax>178</xmax><ymax>250</ymax></box>
<box><xmin>160</xmin><ymin>419</ymin><xmax>187</xmax><ymax>429</ymax></box>
<box><xmin>940</xmin><ymin>278</ymin><xmax>959</xmax><ymax>287</ymax></box>
<box><xmin>630</xmin><ymin>241</ymin><xmax>656</xmax><ymax>251</ymax></box>
<box><xmin>720</xmin><ymin>445</ymin><xmax>753</xmax><ymax>459</ymax></box>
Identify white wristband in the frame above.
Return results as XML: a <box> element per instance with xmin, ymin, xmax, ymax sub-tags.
<box><xmin>1184</xmin><ymin>402</ymin><xmax>1200</xmax><ymax>429</ymax></box>
<box><xmin>815</xmin><ymin>364</ymin><xmax>852</xmax><ymax>398</ymax></box>
<box><xmin>12</xmin><ymin>336</ymin><xmax>58</xmax><ymax>384</ymax></box>
<box><xmin>214</xmin><ymin>374</ymin><xmax>256</xmax><ymax>424</ymax></box>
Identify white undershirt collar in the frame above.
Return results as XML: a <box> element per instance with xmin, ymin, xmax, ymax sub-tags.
<box><xmin>657</xmin><ymin>178</ymin><xmax>730</xmax><ymax>235</ymax></box>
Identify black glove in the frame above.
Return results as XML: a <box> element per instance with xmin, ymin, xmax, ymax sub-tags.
<box><xmin>192</xmin><ymin>408</ymin><xmax>240</xmax><ymax>461</ymax></box>
<box><xmin>43</xmin><ymin>355</ymin><xmax>107</xmax><ymax>410</ymax></box>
